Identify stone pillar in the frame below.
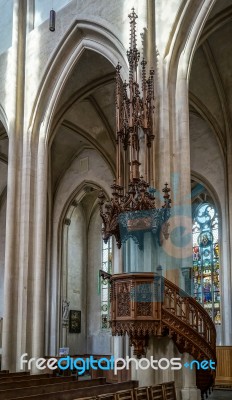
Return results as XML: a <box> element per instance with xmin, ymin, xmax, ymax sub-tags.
<box><xmin>30</xmin><ymin>138</ymin><xmax>48</xmax><ymax>373</ymax></box>
<box><xmin>181</xmin><ymin>267</ymin><xmax>192</xmax><ymax>295</ymax></box>
<box><xmin>130</xmin><ymin>338</ymin><xmax>200</xmax><ymax>400</ymax></box>
<box><xmin>113</xmin><ymin>337</ymin><xmax>124</xmax><ymax>359</ymax></box>
<box><xmin>131</xmin><ymin>337</ymin><xmax>176</xmax><ymax>389</ymax></box>
<box><xmin>60</xmin><ymin>219</ymin><xmax>70</xmax><ymax>349</ymax></box>
<box><xmin>223</xmin><ymin>144</ymin><xmax>232</xmax><ymax>344</ymax></box>
<box><xmin>2</xmin><ymin>0</ymin><xmax>27</xmax><ymax>372</ymax></box>
<box><xmin>181</xmin><ymin>354</ymin><xmax>201</xmax><ymax>400</ymax></box>
<box><xmin>130</xmin><ymin>339</ymin><xmax>156</xmax><ymax>386</ymax></box>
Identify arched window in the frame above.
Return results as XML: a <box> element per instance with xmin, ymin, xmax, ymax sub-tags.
<box><xmin>100</xmin><ymin>237</ymin><xmax>112</xmax><ymax>329</ymax></box>
<box><xmin>192</xmin><ymin>202</ymin><xmax>221</xmax><ymax>325</ymax></box>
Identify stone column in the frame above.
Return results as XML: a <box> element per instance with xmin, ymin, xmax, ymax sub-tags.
<box><xmin>181</xmin><ymin>267</ymin><xmax>192</xmax><ymax>295</ymax></box>
<box><xmin>130</xmin><ymin>338</ymin><xmax>156</xmax><ymax>386</ymax></box>
<box><xmin>223</xmin><ymin>143</ymin><xmax>232</xmax><ymax>344</ymax></box>
<box><xmin>2</xmin><ymin>0</ymin><xmax>27</xmax><ymax>372</ymax></box>
<box><xmin>60</xmin><ymin>219</ymin><xmax>70</xmax><ymax>349</ymax></box>
<box><xmin>181</xmin><ymin>354</ymin><xmax>201</xmax><ymax>400</ymax></box>
<box><xmin>30</xmin><ymin>138</ymin><xmax>48</xmax><ymax>372</ymax></box>
<box><xmin>131</xmin><ymin>337</ymin><xmax>176</xmax><ymax>388</ymax></box>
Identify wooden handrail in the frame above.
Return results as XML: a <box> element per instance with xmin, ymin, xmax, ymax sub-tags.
<box><xmin>110</xmin><ymin>272</ymin><xmax>216</xmax><ymax>361</ymax></box>
<box><xmin>110</xmin><ymin>272</ymin><xmax>216</xmax><ymax>399</ymax></box>
<box><xmin>162</xmin><ymin>278</ymin><xmax>216</xmax><ymax>354</ymax></box>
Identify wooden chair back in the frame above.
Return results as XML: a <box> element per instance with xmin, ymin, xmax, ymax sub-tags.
<box><xmin>149</xmin><ymin>384</ymin><xmax>163</xmax><ymax>400</ymax></box>
<box><xmin>134</xmin><ymin>386</ymin><xmax>149</xmax><ymax>400</ymax></box>
<box><xmin>162</xmin><ymin>381</ymin><xmax>176</xmax><ymax>400</ymax></box>
<box><xmin>73</xmin><ymin>397</ymin><xmax>96</xmax><ymax>400</ymax></box>
<box><xmin>116</xmin><ymin>389</ymin><xmax>134</xmax><ymax>400</ymax></box>
<box><xmin>98</xmin><ymin>394</ymin><xmax>116</xmax><ymax>400</ymax></box>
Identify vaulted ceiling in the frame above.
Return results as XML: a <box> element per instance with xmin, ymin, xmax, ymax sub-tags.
<box><xmin>51</xmin><ymin>1</ymin><xmax>232</xmax><ymax>200</ymax></box>
<box><xmin>2</xmin><ymin>0</ymin><xmax>218</xmax><ymax>208</ymax></box>
<box><xmin>189</xmin><ymin>0</ymin><xmax>232</xmax><ymax>156</ymax></box>
<box><xmin>51</xmin><ymin>50</ymin><xmax>115</xmax><ymax>194</ymax></box>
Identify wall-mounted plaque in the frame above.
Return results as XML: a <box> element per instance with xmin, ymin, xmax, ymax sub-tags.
<box><xmin>69</xmin><ymin>310</ymin><xmax>81</xmax><ymax>333</ymax></box>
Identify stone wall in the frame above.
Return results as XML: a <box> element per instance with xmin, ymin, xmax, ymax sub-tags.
<box><xmin>0</xmin><ymin>0</ymin><xmax>13</xmax><ymax>55</ymax></box>
<box><xmin>0</xmin><ymin>198</ymin><xmax>6</xmax><ymax>318</ymax></box>
<box><xmin>66</xmin><ymin>204</ymin><xmax>87</xmax><ymax>354</ymax></box>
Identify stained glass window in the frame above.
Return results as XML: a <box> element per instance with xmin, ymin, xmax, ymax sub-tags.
<box><xmin>100</xmin><ymin>238</ymin><xmax>112</xmax><ymax>329</ymax></box>
<box><xmin>192</xmin><ymin>203</ymin><xmax>221</xmax><ymax>325</ymax></box>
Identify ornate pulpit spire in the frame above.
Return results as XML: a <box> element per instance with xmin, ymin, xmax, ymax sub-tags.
<box><xmin>99</xmin><ymin>9</ymin><xmax>171</xmax><ymax>248</ymax></box>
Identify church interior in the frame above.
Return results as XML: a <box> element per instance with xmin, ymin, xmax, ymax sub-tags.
<box><xmin>0</xmin><ymin>1</ymin><xmax>232</xmax><ymax>399</ymax></box>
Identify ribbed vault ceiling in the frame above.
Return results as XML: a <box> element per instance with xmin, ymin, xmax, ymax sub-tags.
<box><xmin>190</xmin><ymin>0</ymin><xmax>232</xmax><ymax>154</ymax></box>
<box><xmin>51</xmin><ymin>50</ymin><xmax>115</xmax><ymax>193</ymax></box>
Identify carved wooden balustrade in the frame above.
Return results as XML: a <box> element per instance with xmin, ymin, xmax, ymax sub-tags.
<box><xmin>110</xmin><ymin>272</ymin><xmax>216</xmax><ymax>398</ymax></box>
<box><xmin>110</xmin><ymin>272</ymin><xmax>216</xmax><ymax>359</ymax></box>
<box><xmin>162</xmin><ymin>280</ymin><xmax>216</xmax><ymax>361</ymax></box>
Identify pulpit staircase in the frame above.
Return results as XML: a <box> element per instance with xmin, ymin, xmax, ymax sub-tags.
<box><xmin>109</xmin><ymin>273</ymin><xmax>216</xmax><ymax>400</ymax></box>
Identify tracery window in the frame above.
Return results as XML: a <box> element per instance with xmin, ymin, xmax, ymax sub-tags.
<box><xmin>192</xmin><ymin>203</ymin><xmax>221</xmax><ymax>325</ymax></box>
<box><xmin>100</xmin><ymin>238</ymin><xmax>112</xmax><ymax>329</ymax></box>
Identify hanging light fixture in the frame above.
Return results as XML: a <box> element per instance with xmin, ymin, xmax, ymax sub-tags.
<box><xmin>99</xmin><ymin>8</ymin><xmax>171</xmax><ymax>249</ymax></box>
<box><xmin>49</xmin><ymin>9</ymin><xmax>56</xmax><ymax>32</ymax></box>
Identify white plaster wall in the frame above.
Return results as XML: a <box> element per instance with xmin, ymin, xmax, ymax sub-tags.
<box><xmin>0</xmin><ymin>0</ymin><xmax>13</xmax><ymax>55</ymax></box>
<box><xmin>53</xmin><ymin>149</ymin><xmax>113</xmax><ymax>217</ymax></box>
<box><xmin>190</xmin><ymin>113</ymin><xmax>224</xmax><ymax>209</ymax></box>
<box><xmin>0</xmin><ymin>199</ymin><xmax>6</xmax><ymax>318</ymax></box>
<box><xmin>155</xmin><ymin>0</ymin><xmax>183</xmax><ymax>58</ymax></box>
<box><xmin>34</xmin><ymin>0</ymin><xmax>72</xmax><ymax>27</ymax></box>
<box><xmin>66</xmin><ymin>204</ymin><xmax>86</xmax><ymax>354</ymax></box>
<box><xmin>0</xmin><ymin>52</ymin><xmax>10</xmax><ymax>117</ymax></box>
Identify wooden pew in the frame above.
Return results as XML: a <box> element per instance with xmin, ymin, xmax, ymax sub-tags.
<box><xmin>0</xmin><ymin>373</ymin><xmax>51</xmax><ymax>383</ymax></box>
<box><xmin>70</xmin><ymin>383</ymin><xmax>173</xmax><ymax>400</ymax></box>
<box><xmin>97</xmin><ymin>395</ymin><xmax>115</xmax><ymax>400</ymax></box>
<box><xmin>115</xmin><ymin>389</ymin><xmax>134</xmax><ymax>400</ymax></box>
<box><xmin>9</xmin><ymin>380</ymin><xmax>139</xmax><ymax>400</ymax></box>
<box><xmin>0</xmin><ymin>371</ymin><xmax>29</xmax><ymax>378</ymax></box>
<box><xmin>0</xmin><ymin>375</ymin><xmax>76</xmax><ymax>390</ymax></box>
<box><xmin>0</xmin><ymin>377</ymin><xmax>107</xmax><ymax>399</ymax></box>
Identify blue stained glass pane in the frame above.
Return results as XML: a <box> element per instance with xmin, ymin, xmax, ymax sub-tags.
<box><xmin>192</xmin><ymin>202</ymin><xmax>221</xmax><ymax>325</ymax></box>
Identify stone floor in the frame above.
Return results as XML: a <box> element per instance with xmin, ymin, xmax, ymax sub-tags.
<box><xmin>209</xmin><ymin>389</ymin><xmax>232</xmax><ymax>399</ymax></box>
